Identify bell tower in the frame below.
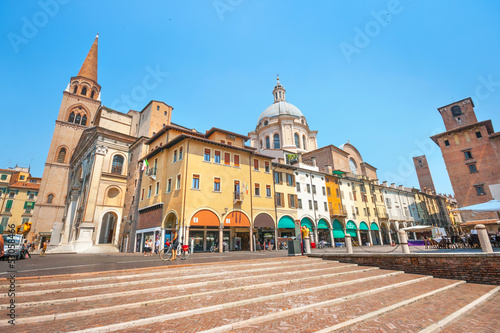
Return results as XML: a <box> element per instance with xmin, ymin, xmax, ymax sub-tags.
<box><xmin>32</xmin><ymin>35</ymin><xmax>102</xmax><ymax>241</ymax></box>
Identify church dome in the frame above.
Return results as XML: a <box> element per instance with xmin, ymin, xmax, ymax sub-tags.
<box><xmin>257</xmin><ymin>77</ymin><xmax>304</xmax><ymax>124</ymax></box>
<box><xmin>258</xmin><ymin>101</ymin><xmax>304</xmax><ymax>123</ymax></box>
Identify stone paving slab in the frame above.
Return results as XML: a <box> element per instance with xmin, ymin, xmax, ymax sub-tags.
<box><xmin>343</xmin><ymin>283</ymin><xmax>496</xmax><ymax>332</ymax></box>
<box><xmin>440</xmin><ymin>293</ymin><xmax>500</xmax><ymax>333</ymax></box>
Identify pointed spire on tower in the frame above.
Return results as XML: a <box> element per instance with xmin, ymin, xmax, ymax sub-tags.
<box><xmin>77</xmin><ymin>34</ymin><xmax>98</xmax><ymax>83</ymax></box>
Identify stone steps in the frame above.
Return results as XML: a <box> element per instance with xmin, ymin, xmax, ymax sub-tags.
<box><xmin>4</xmin><ymin>257</ymin><xmax>497</xmax><ymax>332</ymax></box>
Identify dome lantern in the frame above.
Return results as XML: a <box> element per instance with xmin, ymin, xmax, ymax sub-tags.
<box><xmin>273</xmin><ymin>77</ymin><xmax>286</xmax><ymax>103</ymax></box>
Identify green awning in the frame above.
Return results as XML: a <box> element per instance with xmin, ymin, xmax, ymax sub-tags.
<box><xmin>332</xmin><ymin>170</ymin><xmax>345</xmax><ymax>175</ymax></box>
<box><xmin>301</xmin><ymin>218</ymin><xmax>313</xmax><ymax>229</ymax></box>
<box><xmin>333</xmin><ymin>229</ymin><xmax>345</xmax><ymax>238</ymax></box>
<box><xmin>278</xmin><ymin>216</ymin><xmax>295</xmax><ymax>229</ymax></box>
<box><xmin>359</xmin><ymin>222</ymin><xmax>369</xmax><ymax>230</ymax></box>
<box><xmin>346</xmin><ymin>221</ymin><xmax>357</xmax><ymax>230</ymax></box>
<box><xmin>346</xmin><ymin>229</ymin><xmax>357</xmax><ymax>237</ymax></box>
<box><xmin>370</xmin><ymin>222</ymin><xmax>379</xmax><ymax>231</ymax></box>
<box><xmin>318</xmin><ymin>219</ymin><xmax>329</xmax><ymax>230</ymax></box>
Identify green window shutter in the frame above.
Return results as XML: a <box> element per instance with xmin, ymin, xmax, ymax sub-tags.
<box><xmin>24</xmin><ymin>201</ymin><xmax>35</xmax><ymax>209</ymax></box>
<box><xmin>6</xmin><ymin>200</ymin><xmax>13</xmax><ymax>209</ymax></box>
<box><xmin>27</xmin><ymin>191</ymin><xmax>31</xmax><ymax>196</ymax></box>
<box><xmin>1</xmin><ymin>174</ymin><xmax>7</xmax><ymax>180</ymax></box>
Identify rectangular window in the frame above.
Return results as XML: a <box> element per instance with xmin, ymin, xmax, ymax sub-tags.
<box><xmin>444</xmin><ymin>140</ymin><xmax>450</xmax><ymax>147</ymax></box>
<box><xmin>327</xmin><ymin>187</ymin><xmax>331</xmax><ymax>196</ymax></box>
<box><xmin>20</xmin><ymin>175</ymin><xmax>25</xmax><ymax>180</ymax></box>
<box><xmin>214</xmin><ymin>177</ymin><xmax>221</xmax><ymax>192</ymax></box>
<box><xmin>476</xmin><ymin>131</ymin><xmax>482</xmax><ymax>139</ymax></box>
<box><xmin>287</xmin><ymin>174</ymin><xmax>294</xmax><ymax>186</ymax></box>
<box><xmin>167</xmin><ymin>178</ymin><xmax>172</xmax><ymax>193</ymax></box>
<box><xmin>227</xmin><ymin>142</ymin><xmax>232</xmax><ymax>146</ymax></box>
<box><xmin>275</xmin><ymin>193</ymin><xmax>284</xmax><ymax>207</ymax></box>
<box><xmin>192</xmin><ymin>175</ymin><xmax>200</xmax><ymax>189</ymax></box>
<box><xmin>214</xmin><ymin>151</ymin><xmax>221</xmax><ymax>164</ymax></box>
<box><xmin>312</xmin><ymin>185</ymin><xmax>316</xmax><ymax>194</ymax></box>
<box><xmin>355</xmin><ymin>207</ymin><xmax>359</xmax><ymax>215</ymax></box>
<box><xmin>475</xmin><ymin>186</ymin><xmax>485</xmax><ymax>195</ymax></box>
<box><xmin>322</xmin><ymin>187</ymin><xmax>326</xmax><ymax>195</ymax></box>
<box><xmin>204</xmin><ymin>149</ymin><xmax>211</xmax><ymax>162</ymax></box>
<box><xmin>0</xmin><ymin>174</ymin><xmax>6</xmax><ymax>180</ymax></box>
<box><xmin>308</xmin><ymin>200</ymin><xmax>313</xmax><ymax>210</ymax></box>
<box><xmin>363</xmin><ymin>208</ymin><xmax>367</xmax><ymax>216</ymax></box>
<box><xmin>29</xmin><ymin>193</ymin><xmax>35</xmax><ymax>200</ymax></box>
<box><xmin>234</xmin><ymin>155</ymin><xmax>240</xmax><ymax>167</ymax></box>
<box><xmin>176</xmin><ymin>175</ymin><xmax>181</xmax><ymax>189</ymax></box>
<box><xmin>336</xmin><ymin>188</ymin><xmax>340</xmax><ymax>197</ymax></box>
<box><xmin>224</xmin><ymin>153</ymin><xmax>231</xmax><ymax>165</ymax></box>
<box><xmin>265</xmin><ymin>162</ymin><xmax>270</xmax><ymax>173</ymax></box>
<box><xmin>266</xmin><ymin>185</ymin><xmax>271</xmax><ymax>197</ymax></box>
<box><xmin>141</xmin><ymin>189</ymin><xmax>144</xmax><ymax>200</ymax></box>
<box><xmin>306</xmin><ymin>184</ymin><xmax>311</xmax><ymax>193</ymax></box>
<box><xmin>1</xmin><ymin>217</ymin><xmax>8</xmax><ymax>229</ymax></box>
<box><xmin>314</xmin><ymin>201</ymin><xmax>318</xmax><ymax>210</ymax></box>
<box><xmin>255</xmin><ymin>183</ymin><xmax>260</xmax><ymax>196</ymax></box>
<box><xmin>155</xmin><ymin>182</ymin><xmax>160</xmax><ymax>195</ymax></box>
<box><xmin>153</xmin><ymin>159</ymin><xmax>158</xmax><ymax>176</ymax></box>
<box><xmin>148</xmin><ymin>185</ymin><xmax>152</xmax><ymax>198</ymax></box>
<box><xmin>179</xmin><ymin>147</ymin><xmax>183</xmax><ymax>160</ymax></box>
<box><xmin>274</xmin><ymin>171</ymin><xmax>282</xmax><ymax>184</ymax></box>
<box><xmin>296</xmin><ymin>182</ymin><xmax>301</xmax><ymax>192</ymax></box>
<box><xmin>288</xmin><ymin>194</ymin><xmax>296</xmax><ymax>208</ymax></box>
<box><xmin>469</xmin><ymin>164</ymin><xmax>477</xmax><ymax>173</ymax></box>
<box><xmin>353</xmin><ymin>191</ymin><xmax>357</xmax><ymax>201</ymax></box>
<box><xmin>173</xmin><ymin>150</ymin><xmax>177</xmax><ymax>162</ymax></box>
<box><xmin>9</xmin><ymin>192</ymin><xmax>15</xmax><ymax>198</ymax></box>
<box><xmin>324</xmin><ymin>202</ymin><xmax>328</xmax><ymax>211</ymax></box>
<box><xmin>464</xmin><ymin>151</ymin><xmax>473</xmax><ymax>159</ymax></box>
<box><xmin>254</xmin><ymin>159</ymin><xmax>259</xmax><ymax>171</ymax></box>
<box><xmin>298</xmin><ymin>198</ymin><xmax>302</xmax><ymax>209</ymax></box>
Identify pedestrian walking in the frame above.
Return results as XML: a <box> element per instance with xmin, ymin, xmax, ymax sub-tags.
<box><xmin>40</xmin><ymin>241</ymin><xmax>47</xmax><ymax>256</ymax></box>
<box><xmin>22</xmin><ymin>240</ymin><xmax>31</xmax><ymax>259</ymax></box>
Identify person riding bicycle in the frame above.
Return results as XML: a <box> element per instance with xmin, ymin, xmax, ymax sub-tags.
<box><xmin>169</xmin><ymin>230</ymin><xmax>179</xmax><ymax>261</ymax></box>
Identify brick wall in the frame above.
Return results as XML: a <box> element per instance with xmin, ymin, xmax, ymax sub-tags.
<box><xmin>137</xmin><ymin>205</ymin><xmax>163</xmax><ymax>230</ymax></box>
<box><xmin>310</xmin><ymin>253</ymin><xmax>500</xmax><ymax>285</ymax></box>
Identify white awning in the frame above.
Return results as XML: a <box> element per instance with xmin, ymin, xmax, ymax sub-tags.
<box><xmin>453</xmin><ymin>200</ymin><xmax>500</xmax><ymax>212</ymax></box>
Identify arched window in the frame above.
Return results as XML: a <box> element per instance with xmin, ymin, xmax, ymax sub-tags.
<box><xmin>273</xmin><ymin>134</ymin><xmax>280</xmax><ymax>149</ymax></box>
<box><xmin>451</xmin><ymin>105</ymin><xmax>462</xmax><ymax>117</ymax></box>
<box><xmin>81</xmin><ymin>115</ymin><xmax>87</xmax><ymax>126</ymax></box>
<box><xmin>73</xmin><ymin>86</ymin><xmax>78</xmax><ymax>94</ymax></box>
<box><xmin>294</xmin><ymin>133</ymin><xmax>300</xmax><ymax>148</ymax></box>
<box><xmin>57</xmin><ymin>148</ymin><xmax>66</xmax><ymax>163</ymax></box>
<box><xmin>265</xmin><ymin>136</ymin><xmax>270</xmax><ymax>149</ymax></box>
<box><xmin>349</xmin><ymin>158</ymin><xmax>358</xmax><ymax>175</ymax></box>
<box><xmin>303</xmin><ymin>135</ymin><xmax>307</xmax><ymax>150</ymax></box>
<box><xmin>47</xmin><ymin>194</ymin><xmax>54</xmax><ymax>204</ymax></box>
<box><xmin>68</xmin><ymin>112</ymin><xmax>75</xmax><ymax>123</ymax></box>
<box><xmin>75</xmin><ymin>114</ymin><xmax>81</xmax><ymax>125</ymax></box>
<box><xmin>81</xmin><ymin>87</ymin><xmax>87</xmax><ymax>96</ymax></box>
<box><xmin>111</xmin><ymin>155</ymin><xmax>124</xmax><ymax>174</ymax></box>
<box><xmin>90</xmin><ymin>91</ymin><xmax>95</xmax><ymax>99</ymax></box>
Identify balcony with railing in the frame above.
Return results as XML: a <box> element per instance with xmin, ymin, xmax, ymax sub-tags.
<box><xmin>329</xmin><ymin>207</ymin><xmax>348</xmax><ymax>217</ymax></box>
<box><xmin>234</xmin><ymin>191</ymin><xmax>243</xmax><ymax>203</ymax></box>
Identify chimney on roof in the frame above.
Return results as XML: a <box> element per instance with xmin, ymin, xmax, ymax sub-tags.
<box><xmin>325</xmin><ymin>165</ymin><xmax>333</xmax><ymax>174</ymax></box>
<box><xmin>390</xmin><ymin>183</ymin><xmax>396</xmax><ymax>188</ymax></box>
<box><xmin>382</xmin><ymin>181</ymin><xmax>388</xmax><ymax>187</ymax></box>
<box><xmin>298</xmin><ymin>153</ymin><xmax>303</xmax><ymax>163</ymax></box>
<box><xmin>311</xmin><ymin>157</ymin><xmax>317</xmax><ymax>167</ymax></box>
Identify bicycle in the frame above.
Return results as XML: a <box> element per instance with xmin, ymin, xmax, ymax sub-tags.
<box><xmin>210</xmin><ymin>244</ymin><xmax>218</xmax><ymax>252</ymax></box>
<box><xmin>159</xmin><ymin>242</ymin><xmax>191</xmax><ymax>261</ymax></box>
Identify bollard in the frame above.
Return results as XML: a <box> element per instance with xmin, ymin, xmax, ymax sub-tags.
<box><xmin>475</xmin><ymin>224</ymin><xmax>493</xmax><ymax>253</ymax></box>
<box><xmin>303</xmin><ymin>237</ymin><xmax>311</xmax><ymax>254</ymax></box>
<box><xmin>345</xmin><ymin>234</ymin><xmax>353</xmax><ymax>254</ymax></box>
<box><xmin>398</xmin><ymin>230</ymin><xmax>410</xmax><ymax>254</ymax></box>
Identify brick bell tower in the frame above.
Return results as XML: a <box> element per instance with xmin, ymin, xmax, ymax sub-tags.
<box><xmin>32</xmin><ymin>35</ymin><xmax>102</xmax><ymax>242</ymax></box>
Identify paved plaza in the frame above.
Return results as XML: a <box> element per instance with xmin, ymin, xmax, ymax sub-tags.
<box><xmin>1</xmin><ymin>255</ymin><xmax>499</xmax><ymax>332</ymax></box>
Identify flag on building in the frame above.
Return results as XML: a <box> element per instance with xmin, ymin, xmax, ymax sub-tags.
<box><xmin>142</xmin><ymin>158</ymin><xmax>149</xmax><ymax>171</ymax></box>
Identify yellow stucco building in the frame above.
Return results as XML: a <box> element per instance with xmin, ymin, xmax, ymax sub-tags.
<box><xmin>0</xmin><ymin>167</ymin><xmax>41</xmax><ymax>237</ymax></box>
<box><xmin>137</xmin><ymin>126</ymin><xmax>275</xmax><ymax>252</ymax></box>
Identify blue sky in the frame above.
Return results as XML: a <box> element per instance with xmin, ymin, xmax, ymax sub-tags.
<box><xmin>1</xmin><ymin>0</ymin><xmax>499</xmax><ymax>196</ymax></box>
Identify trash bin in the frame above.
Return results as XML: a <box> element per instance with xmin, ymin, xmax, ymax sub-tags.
<box><xmin>287</xmin><ymin>239</ymin><xmax>301</xmax><ymax>256</ymax></box>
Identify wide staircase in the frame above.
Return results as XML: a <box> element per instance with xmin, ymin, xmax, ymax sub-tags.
<box><xmin>1</xmin><ymin>257</ymin><xmax>498</xmax><ymax>332</ymax></box>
